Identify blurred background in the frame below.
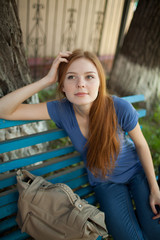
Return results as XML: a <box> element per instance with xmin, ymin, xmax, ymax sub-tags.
<box><xmin>16</xmin><ymin>0</ymin><xmax>137</xmax><ymax>80</ymax></box>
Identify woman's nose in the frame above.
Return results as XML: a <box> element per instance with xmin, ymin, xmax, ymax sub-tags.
<box><xmin>77</xmin><ymin>77</ymin><xmax>85</xmax><ymax>88</ymax></box>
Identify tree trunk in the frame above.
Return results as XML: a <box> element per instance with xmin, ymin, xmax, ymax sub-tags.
<box><xmin>0</xmin><ymin>0</ymin><xmax>32</xmax><ymax>96</ymax></box>
<box><xmin>109</xmin><ymin>0</ymin><xmax>160</xmax><ymax>110</ymax></box>
<box><xmin>0</xmin><ymin>0</ymin><xmax>47</xmax><ymax>162</ymax></box>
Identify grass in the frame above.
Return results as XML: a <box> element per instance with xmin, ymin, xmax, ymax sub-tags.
<box><xmin>139</xmin><ymin>103</ymin><xmax>160</xmax><ymax>176</ymax></box>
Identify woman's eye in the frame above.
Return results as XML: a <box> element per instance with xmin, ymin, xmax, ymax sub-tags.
<box><xmin>86</xmin><ymin>75</ymin><xmax>94</xmax><ymax>80</ymax></box>
<box><xmin>67</xmin><ymin>75</ymin><xmax>76</xmax><ymax>80</ymax></box>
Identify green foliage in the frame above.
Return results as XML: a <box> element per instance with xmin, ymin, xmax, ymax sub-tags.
<box><xmin>38</xmin><ymin>86</ymin><xmax>57</xmax><ymax>102</ymax></box>
<box><xmin>139</xmin><ymin>104</ymin><xmax>160</xmax><ymax>175</ymax></box>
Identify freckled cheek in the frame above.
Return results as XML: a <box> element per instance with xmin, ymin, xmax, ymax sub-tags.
<box><xmin>63</xmin><ymin>84</ymin><xmax>75</xmax><ymax>94</ymax></box>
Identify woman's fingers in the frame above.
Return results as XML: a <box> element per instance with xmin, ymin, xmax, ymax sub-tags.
<box><xmin>151</xmin><ymin>204</ymin><xmax>160</xmax><ymax>220</ymax></box>
<box><xmin>152</xmin><ymin>213</ymin><xmax>160</xmax><ymax>220</ymax></box>
<box><xmin>54</xmin><ymin>51</ymin><xmax>72</xmax><ymax>64</ymax></box>
<box><xmin>46</xmin><ymin>51</ymin><xmax>72</xmax><ymax>84</ymax></box>
<box><xmin>150</xmin><ymin>193</ymin><xmax>160</xmax><ymax>221</ymax></box>
<box><xmin>59</xmin><ymin>51</ymin><xmax>72</xmax><ymax>56</ymax></box>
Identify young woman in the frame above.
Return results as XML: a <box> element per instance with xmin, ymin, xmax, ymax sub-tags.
<box><xmin>0</xmin><ymin>50</ymin><xmax>160</xmax><ymax>240</ymax></box>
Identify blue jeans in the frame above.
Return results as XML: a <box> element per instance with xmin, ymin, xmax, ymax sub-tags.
<box><xmin>93</xmin><ymin>172</ymin><xmax>160</xmax><ymax>240</ymax></box>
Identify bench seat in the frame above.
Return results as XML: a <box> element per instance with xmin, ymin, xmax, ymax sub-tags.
<box><xmin>0</xmin><ymin>95</ymin><xmax>146</xmax><ymax>240</ymax></box>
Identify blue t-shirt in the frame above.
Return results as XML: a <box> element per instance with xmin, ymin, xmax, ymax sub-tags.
<box><xmin>47</xmin><ymin>96</ymin><xmax>143</xmax><ymax>186</ymax></box>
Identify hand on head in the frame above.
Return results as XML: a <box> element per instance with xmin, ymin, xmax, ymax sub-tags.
<box><xmin>46</xmin><ymin>51</ymin><xmax>72</xmax><ymax>85</ymax></box>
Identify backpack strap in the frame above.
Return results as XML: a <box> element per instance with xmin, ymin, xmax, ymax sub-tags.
<box><xmin>54</xmin><ymin>183</ymin><xmax>87</xmax><ymax>211</ymax></box>
<box><xmin>54</xmin><ymin>183</ymin><xmax>78</xmax><ymax>203</ymax></box>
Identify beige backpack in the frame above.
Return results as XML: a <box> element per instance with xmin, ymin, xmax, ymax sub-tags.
<box><xmin>16</xmin><ymin>170</ymin><xmax>108</xmax><ymax>240</ymax></box>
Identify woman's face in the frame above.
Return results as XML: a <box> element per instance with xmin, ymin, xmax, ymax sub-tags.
<box><xmin>62</xmin><ymin>58</ymin><xmax>100</xmax><ymax>108</ymax></box>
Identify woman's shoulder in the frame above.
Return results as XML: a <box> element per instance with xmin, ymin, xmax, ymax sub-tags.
<box><xmin>47</xmin><ymin>98</ymin><xmax>72</xmax><ymax>118</ymax></box>
<box><xmin>47</xmin><ymin>98</ymin><xmax>71</xmax><ymax>109</ymax></box>
<box><xmin>111</xmin><ymin>95</ymin><xmax>138</xmax><ymax>132</ymax></box>
<box><xmin>112</xmin><ymin>95</ymin><xmax>134</xmax><ymax>113</ymax></box>
<box><xmin>112</xmin><ymin>95</ymin><xmax>128</xmax><ymax>105</ymax></box>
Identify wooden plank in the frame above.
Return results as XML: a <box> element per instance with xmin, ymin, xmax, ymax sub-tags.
<box><xmin>0</xmin><ymin>119</ymin><xmax>39</xmax><ymax>129</ymax></box>
<box><xmin>0</xmin><ymin>175</ymin><xmax>16</xmax><ymax>190</ymax></box>
<box><xmin>0</xmin><ymin>229</ymin><xmax>29</xmax><ymax>240</ymax></box>
<box><xmin>0</xmin><ymin>190</ymin><xmax>18</xmax><ymax>207</ymax></box>
<box><xmin>30</xmin><ymin>154</ymin><xmax>81</xmax><ymax>176</ymax></box>
<box><xmin>137</xmin><ymin>109</ymin><xmax>146</xmax><ymax>118</ymax></box>
<box><xmin>0</xmin><ymin>217</ymin><xmax>17</xmax><ymax>233</ymax></box>
<box><xmin>0</xmin><ymin>153</ymin><xmax>80</xmax><ymax>189</ymax></box>
<box><xmin>0</xmin><ymin>202</ymin><xmax>17</xmax><ymax>219</ymax></box>
<box><xmin>75</xmin><ymin>185</ymin><xmax>93</xmax><ymax>197</ymax></box>
<box><xmin>0</xmin><ymin>156</ymin><xmax>81</xmax><ymax>189</ymax></box>
<box><xmin>0</xmin><ymin>129</ymin><xmax>68</xmax><ymax>153</ymax></box>
<box><xmin>67</xmin><ymin>175</ymin><xmax>89</xmax><ymax>189</ymax></box>
<box><xmin>0</xmin><ymin>145</ymin><xmax>75</xmax><ymax>173</ymax></box>
<box><xmin>86</xmin><ymin>195</ymin><xmax>97</xmax><ymax>205</ymax></box>
<box><xmin>0</xmin><ymin>153</ymin><xmax>81</xmax><ymax>189</ymax></box>
<box><xmin>47</xmin><ymin>165</ymin><xmax>87</xmax><ymax>184</ymax></box>
<box><xmin>122</xmin><ymin>94</ymin><xmax>145</xmax><ymax>103</ymax></box>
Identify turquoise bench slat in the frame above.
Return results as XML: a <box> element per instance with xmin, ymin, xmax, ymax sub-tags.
<box><xmin>0</xmin><ymin>119</ymin><xmax>40</xmax><ymax>129</ymax></box>
<box><xmin>0</xmin><ymin>174</ymin><xmax>16</xmax><ymax>189</ymax></box>
<box><xmin>0</xmin><ymin>94</ymin><xmax>146</xmax><ymax>240</ymax></box>
<box><xmin>0</xmin><ymin>154</ymin><xmax>81</xmax><ymax>189</ymax></box>
<box><xmin>0</xmin><ymin>190</ymin><xmax>18</xmax><ymax>207</ymax></box>
<box><xmin>86</xmin><ymin>195</ymin><xmax>97</xmax><ymax>205</ymax></box>
<box><xmin>137</xmin><ymin>109</ymin><xmax>146</xmax><ymax>118</ymax></box>
<box><xmin>122</xmin><ymin>94</ymin><xmax>145</xmax><ymax>103</ymax></box>
<box><xmin>0</xmin><ymin>202</ymin><xmax>17</xmax><ymax>219</ymax></box>
<box><xmin>0</xmin><ymin>146</ymin><xmax>76</xmax><ymax>174</ymax></box>
<box><xmin>0</xmin><ymin>217</ymin><xmax>17</xmax><ymax>233</ymax></box>
<box><xmin>30</xmin><ymin>154</ymin><xmax>81</xmax><ymax>176</ymax></box>
<box><xmin>65</xmin><ymin>174</ymin><xmax>89</xmax><ymax>189</ymax></box>
<box><xmin>75</xmin><ymin>185</ymin><xmax>93</xmax><ymax>197</ymax></box>
<box><xmin>47</xmin><ymin>165</ymin><xmax>87</xmax><ymax>184</ymax></box>
<box><xmin>0</xmin><ymin>129</ymin><xmax>68</xmax><ymax>153</ymax></box>
<box><xmin>0</xmin><ymin>230</ymin><xmax>29</xmax><ymax>240</ymax></box>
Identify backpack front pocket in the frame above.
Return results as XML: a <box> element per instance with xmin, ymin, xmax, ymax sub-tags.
<box><xmin>21</xmin><ymin>212</ymin><xmax>67</xmax><ymax>240</ymax></box>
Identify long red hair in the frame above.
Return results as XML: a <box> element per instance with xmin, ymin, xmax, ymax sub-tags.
<box><xmin>57</xmin><ymin>49</ymin><xmax>120</xmax><ymax>178</ymax></box>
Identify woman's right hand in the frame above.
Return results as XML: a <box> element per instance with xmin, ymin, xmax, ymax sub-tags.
<box><xmin>0</xmin><ymin>51</ymin><xmax>72</xmax><ymax>120</ymax></box>
<box><xmin>46</xmin><ymin>51</ymin><xmax>72</xmax><ymax>85</ymax></box>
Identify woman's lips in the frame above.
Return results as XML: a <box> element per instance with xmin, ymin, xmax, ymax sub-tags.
<box><xmin>75</xmin><ymin>92</ymin><xmax>88</xmax><ymax>96</ymax></box>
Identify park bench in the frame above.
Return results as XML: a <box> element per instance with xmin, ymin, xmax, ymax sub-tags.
<box><xmin>0</xmin><ymin>94</ymin><xmax>147</xmax><ymax>240</ymax></box>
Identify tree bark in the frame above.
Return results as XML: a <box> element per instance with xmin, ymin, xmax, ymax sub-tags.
<box><xmin>0</xmin><ymin>0</ymin><xmax>32</xmax><ymax>97</ymax></box>
<box><xmin>109</xmin><ymin>0</ymin><xmax>160</xmax><ymax>110</ymax></box>
<box><xmin>0</xmin><ymin>0</ymin><xmax>47</xmax><ymax>162</ymax></box>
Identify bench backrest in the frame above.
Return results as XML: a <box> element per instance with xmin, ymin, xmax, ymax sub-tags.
<box><xmin>0</xmin><ymin>95</ymin><xmax>146</xmax><ymax>240</ymax></box>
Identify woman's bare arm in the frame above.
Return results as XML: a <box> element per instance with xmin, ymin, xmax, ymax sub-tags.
<box><xmin>0</xmin><ymin>52</ymin><xmax>71</xmax><ymax>120</ymax></box>
<box><xmin>128</xmin><ymin>123</ymin><xmax>160</xmax><ymax>219</ymax></box>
